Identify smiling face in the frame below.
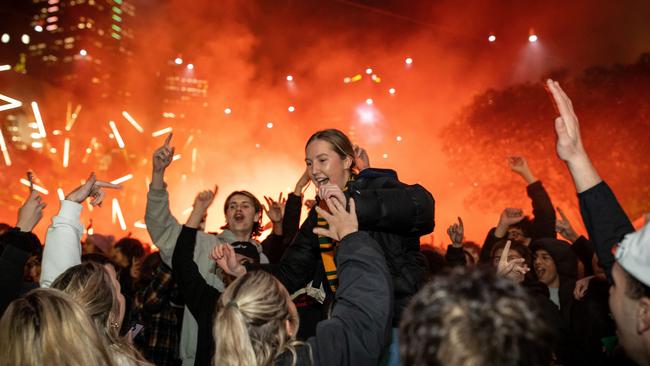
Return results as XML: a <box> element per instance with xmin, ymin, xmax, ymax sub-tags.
<box><xmin>225</xmin><ymin>194</ymin><xmax>260</xmax><ymax>238</ymax></box>
<box><xmin>534</xmin><ymin>249</ymin><xmax>559</xmax><ymax>288</ymax></box>
<box><xmin>305</xmin><ymin>139</ymin><xmax>352</xmax><ymax>189</ymax></box>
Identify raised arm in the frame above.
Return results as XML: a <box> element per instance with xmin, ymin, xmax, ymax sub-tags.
<box><xmin>547</xmin><ymin>79</ymin><xmax>633</xmax><ymax>280</ymax></box>
<box><xmin>40</xmin><ymin>173</ymin><xmax>120</xmax><ymax>288</ymax></box>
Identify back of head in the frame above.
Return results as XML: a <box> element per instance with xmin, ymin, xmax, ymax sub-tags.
<box><xmin>114</xmin><ymin>237</ymin><xmax>146</xmax><ymax>262</ymax></box>
<box><xmin>399</xmin><ymin>266</ymin><xmax>553</xmax><ymax>366</ymax></box>
<box><xmin>214</xmin><ymin>270</ymin><xmax>300</xmax><ymax>366</ymax></box>
<box><xmin>0</xmin><ymin>288</ymin><xmax>114</xmax><ymax>366</ymax></box>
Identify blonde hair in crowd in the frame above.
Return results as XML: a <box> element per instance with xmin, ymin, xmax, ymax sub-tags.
<box><xmin>213</xmin><ymin>270</ymin><xmax>309</xmax><ymax>366</ymax></box>
<box><xmin>51</xmin><ymin>261</ymin><xmax>150</xmax><ymax>365</ymax></box>
<box><xmin>0</xmin><ymin>288</ymin><xmax>115</xmax><ymax>366</ymax></box>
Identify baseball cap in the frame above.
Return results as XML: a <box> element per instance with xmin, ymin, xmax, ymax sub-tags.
<box><xmin>615</xmin><ymin>222</ymin><xmax>650</xmax><ymax>287</ymax></box>
<box><xmin>231</xmin><ymin>241</ymin><xmax>260</xmax><ymax>263</ymax></box>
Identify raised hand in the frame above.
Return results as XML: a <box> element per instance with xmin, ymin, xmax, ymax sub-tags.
<box><xmin>187</xmin><ymin>186</ymin><xmax>218</xmax><ymax>228</ymax></box>
<box><xmin>573</xmin><ymin>275</ymin><xmax>595</xmax><ymax>300</ymax></box>
<box><xmin>318</xmin><ymin>183</ymin><xmax>345</xmax><ymax>208</ymax></box>
<box><xmin>312</xmin><ymin>197</ymin><xmax>358</xmax><ymax>241</ymax></box>
<box><xmin>293</xmin><ymin>169</ymin><xmax>311</xmax><ymax>196</ymax></box>
<box><xmin>304</xmin><ymin>199</ymin><xmax>316</xmax><ymax>210</ymax></box>
<box><xmin>508</xmin><ymin>156</ymin><xmax>536</xmax><ymax>184</ymax></box>
<box><xmin>353</xmin><ymin>144</ymin><xmax>370</xmax><ymax>171</ymax></box>
<box><xmin>16</xmin><ymin>190</ymin><xmax>47</xmax><ymax>232</ymax></box>
<box><xmin>555</xmin><ymin>206</ymin><xmax>579</xmax><ymax>242</ymax></box>
<box><xmin>211</xmin><ymin>243</ymin><xmax>246</xmax><ymax>278</ymax></box>
<box><xmin>152</xmin><ymin>133</ymin><xmax>174</xmax><ymax>173</ymax></box>
<box><xmin>497</xmin><ymin>240</ymin><xmax>530</xmax><ymax>283</ymax></box>
<box><xmin>446</xmin><ymin>217</ymin><xmax>464</xmax><ymax>248</ymax></box>
<box><xmin>65</xmin><ymin>172</ymin><xmax>121</xmax><ymax>206</ymax></box>
<box><xmin>495</xmin><ymin>208</ymin><xmax>525</xmax><ymax>238</ymax></box>
<box><xmin>263</xmin><ymin>193</ymin><xmax>284</xmax><ymax>224</ymax></box>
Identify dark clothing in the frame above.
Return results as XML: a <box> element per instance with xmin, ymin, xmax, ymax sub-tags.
<box><xmin>132</xmin><ymin>263</ymin><xmax>182</xmax><ymax>366</ymax></box>
<box><xmin>172</xmin><ymin>226</ymin><xmax>220</xmax><ymax>366</ymax></box>
<box><xmin>578</xmin><ymin>181</ymin><xmax>635</xmax><ymax>281</ymax></box>
<box><xmin>275</xmin><ymin>231</ymin><xmax>393</xmax><ymax>366</ymax></box>
<box><xmin>444</xmin><ymin>245</ymin><xmax>466</xmax><ymax>267</ymax></box>
<box><xmin>262</xmin><ymin>192</ymin><xmax>303</xmax><ymax>264</ymax></box>
<box><xmin>258</xmin><ymin>168</ymin><xmax>434</xmax><ymax>326</ymax></box>
<box><xmin>571</xmin><ymin>235</ymin><xmax>596</xmax><ymax>276</ymax></box>
<box><xmin>480</xmin><ymin>180</ymin><xmax>556</xmax><ymax>263</ymax></box>
<box><xmin>0</xmin><ymin>228</ymin><xmax>41</xmax><ymax>316</ymax></box>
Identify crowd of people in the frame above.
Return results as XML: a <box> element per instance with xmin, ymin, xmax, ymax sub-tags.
<box><xmin>0</xmin><ymin>80</ymin><xmax>649</xmax><ymax>366</ymax></box>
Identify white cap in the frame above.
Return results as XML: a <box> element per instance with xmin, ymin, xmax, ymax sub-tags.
<box><xmin>615</xmin><ymin>222</ymin><xmax>650</xmax><ymax>287</ymax></box>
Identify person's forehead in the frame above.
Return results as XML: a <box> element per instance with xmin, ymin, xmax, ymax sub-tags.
<box><xmin>228</xmin><ymin>195</ymin><xmax>254</xmax><ymax>205</ymax></box>
<box><xmin>535</xmin><ymin>249</ymin><xmax>550</xmax><ymax>256</ymax></box>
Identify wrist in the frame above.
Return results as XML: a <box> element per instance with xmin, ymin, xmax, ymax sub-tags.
<box><xmin>16</xmin><ymin>222</ymin><xmax>32</xmax><ymax>232</ymax></box>
<box><xmin>494</xmin><ymin>225</ymin><xmax>508</xmax><ymax>238</ymax></box>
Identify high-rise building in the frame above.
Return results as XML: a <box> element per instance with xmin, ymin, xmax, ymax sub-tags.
<box><xmin>159</xmin><ymin>59</ymin><xmax>209</xmax><ymax>123</ymax></box>
<box><xmin>26</xmin><ymin>0</ymin><xmax>135</xmax><ymax>101</ymax></box>
<box><xmin>0</xmin><ymin>1</ymin><xmax>34</xmax><ymax>72</ymax></box>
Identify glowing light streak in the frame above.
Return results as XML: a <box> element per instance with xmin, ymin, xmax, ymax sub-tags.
<box><xmin>0</xmin><ymin>93</ymin><xmax>22</xmax><ymax>112</ymax></box>
<box><xmin>152</xmin><ymin>127</ymin><xmax>172</xmax><ymax>137</ymax></box>
<box><xmin>65</xmin><ymin>104</ymin><xmax>81</xmax><ymax>131</ymax></box>
<box><xmin>172</xmin><ymin>154</ymin><xmax>181</xmax><ymax>161</ymax></box>
<box><xmin>0</xmin><ymin>65</ymin><xmax>11</xmax><ymax>72</ymax></box>
<box><xmin>112</xmin><ymin>198</ymin><xmax>127</xmax><ymax>230</ymax></box>
<box><xmin>20</xmin><ymin>179</ymin><xmax>48</xmax><ymax>195</ymax></box>
<box><xmin>57</xmin><ymin>188</ymin><xmax>65</xmax><ymax>201</ymax></box>
<box><xmin>121</xmin><ymin>111</ymin><xmax>144</xmax><ymax>133</ymax></box>
<box><xmin>191</xmin><ymin>148</ymin><xmax>197</xmax><ymax>173</ymax></box>
<box><xmin>371</xmin><ymin>74</ymin><xmax>381</xmax><ymax>83</ymax></box>
<box><xmin>351</xmin><ymin>74</ymin><xmax>362</xmax><ymax>82</ymax></box>
<box><xmin>181</xmin><ymin>207</ymin><xmax>193</xmax><ymax>216</ymax></box>
<box><xmin>134</xmin><ymin>220</ymin><xmax>147</xmax><ymax>229</ymax></box>
<box><xmin>110</xmin><ymin>173</ymin><xmax>133</xmax><ymax>185</ymax></box>
<box><xmin>0</xmin><ymin>128</ymin><xmax>12</xmax><ymax>166</ymax></box>
<box><xmin>31</xmin><ymin>102</ymin><xmax>46</xmax><ymax>138</ymax></box>
<box><xmin>145</xmin><ymin>177</ymin><xmax>150</xmax><ymax>189</ymax></box>
<box><xmin>108</xmin><ymin>120</ymin><xmax>125</xmax><ymax>148</ymax></box>
<box><xmin>63</xmin><ymin>138</ymin><xmax>70</xmax><ymax>167</ymax></box>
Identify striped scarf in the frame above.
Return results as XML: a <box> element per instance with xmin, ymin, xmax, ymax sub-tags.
<box><xmin>316</xmin><ymin>175</ymin><xmax>356</xmax><ymax>293</ymax></box>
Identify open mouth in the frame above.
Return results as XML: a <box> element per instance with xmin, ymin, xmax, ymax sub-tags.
<box><xmin>314</xmin><ymin>177</ymin><xmax>329</xmax><ymax>186</ymax></box>
<box><xmin>234</xmin><ymin>213</ymin><xmax>244</xmax><ymax>222</ymax></box>
<box><xmin>535</xmin><ymin>267</ymin><xmax>546</xmax><ymax>277</ymax></box>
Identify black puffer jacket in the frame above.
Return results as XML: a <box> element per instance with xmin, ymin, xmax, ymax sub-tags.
<box><xmin>259</xmin><ymin>168</ymin><xmax>434</xmax><ymax>325</ymax></box>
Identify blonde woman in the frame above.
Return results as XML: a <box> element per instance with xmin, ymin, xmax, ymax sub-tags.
<box><xmin>0</xmin><ymin>288</ymin><xmax>115</xmax><ymax>366</ymax></box>
<box><xmin>213</xmin><ymin>196</ymin><xmax>393</xmax><ymax>365</ymax></box>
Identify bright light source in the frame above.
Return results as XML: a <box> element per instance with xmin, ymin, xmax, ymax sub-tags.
<box><xmin>31</xmin><ymin>141</ymin><xmax>43</xmax><ymax>149</ymax></box>
<box><xmin>21</xmin><ymin>34</ymin><xmax>30</xmax><ymax>44</ymax></box>
<box><xmin>30</xmin><ymin>132</ymin><xmax>42</xmax><ymax>139</ymax></box>
<box><xmin>57</xmin><ymin>188</ymin><xmax>65</xmax><ymax>201</ymax></box>
<box><xmin>255</xmin><ymin>143</ymin><xmax>261</xmax><ymax>148</ymax></box>
<box><xmin>186</xmin><ymin>63</ymin><xmax>194</xmax><ymax>70</ymax></box>
<box><xmin>1</xmin><ymin>34</ymin><xmax>9</xmax><ymax>43</ymax></box>
<box><xmin>31</xmin><ymin>102</ymin><xmax>46</xmax><ymax>138</ymax></box>
<box><xmin>121</xmin><ymin>111</ymin><xmax>144</xmax><ymax>133</ymax></box>
<box><xmin>0</xmin><ymin>65</ymin><xmax>11</xmax><ymax>72</ymax></box>
<box><xmin>388</xmin><ymin>88</ymin><xmax>396</xmax><ymax>95</ymax></box>
<box><xmin>151</xmin><ymin>127</ymin><xmax>172</xmax><ymax>137</ymax></box>
<box><xmin>110</xmin><ymin>173</ymin><xmax>133</xmax><ymax>185</ymax></box>
<box><xmin>365</xmin><ymin>68</ymin><xmax>373</xmax><ymax>74</ymax></box>
<box><xmin>288</xmin><ymin>105</ymin><xmax>295</xmax><ymax>112</ymax></box>
<box><xmin>266</xmin><ymin>122</ymin><xmax>274</xmax><ymax>129</ymax></box>
<box><xmin>134</xmin><ymin>221</ymin><xmax>147</xmax><ymax>229</ymax></box>
<box><xmin>405</xmin><ymin>57</ymin><xmax>413</xmax><ymax>65</ymax></box>
<box><xmin>35</xmin><ymin>25</ymin><xmax>43</xmax><ymax>32</ymax></box>
<box><xmin>0</xmin><ymin>93</ymin><xmax>22</xmax><ymax>112</ymax></box>
<box><xmin>79</xmin><ymin>49</ymin><xmax>87</xmax><ymax>56</ymax></box>
<box><xmin>49</xmin><ymin>147</ymin><xmax>56</xmax><ymax>153</ymax></box>
<box><xmin>382</xmin><ymin>153</ymin><xmax>389</xmax><ymax>159</ymax></box>
<box><xmin>528</xmin><ymin>34</ymin><xmax>538</xmax><ymax>43</ymax></box>
<box><xmin>112</xmin><ymin>198</ymin><xmax>127</xmax><ymax>230</ymax></box>
<box><xmin>488</xmin><ymin>34</ymin><xmax>496</xmax><ymax>42</ymax></box>
<box><xmin>108</xmin><ymin>121</ymin><xmax>125</xmax><ymax>148</ymax></box>
<box><xmin>343</xmin><ymin>77</ymin><xmax>351</xmax><ymax>83</ymax></box>
<box><xmin>172</xmin><ymin>154</ymin><xmax>181</xmax><ymax>161</ymax></box>
<box><xmin>174</xmin><ymin>57</ymin><xmax>183</xmax><ymax>65</ymax></box>
<box><xmin>20</xmin><ymin>178</ymin><xmax>48</xmax><ymax>195</ymax></box>
<box><xmin>357</xmin><ymin>107</ymin><xmax>375</xmax><ymax>124</ymax></box>
<box><xmin>0</xmin><ymin>129</ymin><xmax>10</xmax><ymax>166</ymax></box>
<box><xmin>63</xmin><ymin>138</ymin><xmax>70</xmax><ymax>167</ymax></box>
<box><xmin>224</xmin><ymin>107</ymin><xmax>232</xmax><ymax>114</ymax></box>
<box><xmin>286</xmin><ymin>75</ymin><xmax>293</xmax><ymax>81</ymax></box>
<box><xmin>365</xmin><ymin>98</ymin><xmax>373</xmax><ymax>105</ymax></box>
<box><xmin>396</xmin><ymin>135</ymin><xmax>402</xmax><ymax>142</ymax></box>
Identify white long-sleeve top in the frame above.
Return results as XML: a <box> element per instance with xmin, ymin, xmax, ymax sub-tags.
<box><xmin>40</xmin><ymin>200</ymin><xmax>84</xmax><ymax>288</ymax></box>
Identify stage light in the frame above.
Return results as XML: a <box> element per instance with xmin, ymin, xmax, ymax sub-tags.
<box><xmin>388</xmin><ymin>88</ymin><xmax>396</xmax><ymax>95</ymax></box>
<box><xmin>187</xmin><ymin>63</ymin><xmax>194</xmax><ymax>70</ymax></box>
<box><xmin>365</xmin><ymin>68</ymin><xmax>373</xmax><ymax>74</ymax></box>
<box><xmin>488</xmin><ymin>35</ymin><xmax>496</xmax><ymax>42</ymax></box>
<box><xmin>365</xmin><ymin>98</ymin><xmax>373</xmax><ymax>105</ymax></box>
<box><xmin>266</xmin><ymin>122</ymin><xmax>274</xmax><ymax>129</ymax></box>
<box><xmin>343</xmin><ymin>77</ymin><xmax>351</xmax><ymax>83</ymax></box>
<box><xmin>122</xmin><ymin>111</ymin><xmax>144</xmax><ymax>133</ymax></box>
<box><xmin>31</xmin><ymin>102</ymin><xmax>46</xmax><ymax>138</ymax></box>
<box><xmin>288</xmin><ymin>105</ymin><xmax>295</xmax><ymax>112</ymax></box>
<box><xmin>108</xmin><ymin>120</ymin><xmax>125</xmax><ymax>148</ymax></box>
<box><xmin>224</xmin><ymin>107</ymin><xmax>232</xmax><ymax>114</ymax></box>
<box><xmin>79</xmin><ymin>49</ymin><xmax>87</xmax><ymax>56</ymax></box>
<box><xmin>35</xmin><ymin>25</ymin><xmax>43</xmax><ymax>32</ymax></box>
<box><xmin>405</xmin><ymin>57</ymin><xmax>413</xmax><ymax>65</ymax></box>
<box><xmin>174</xmin><ymin>57</ymin><xmax>183</xmax><ymax>65</ymax></box>
<box><xmin>396</xmin><ymin>136</ymin><xmax>402</xmax><ymax>142</ymax></box>
<box><xmin>528</xmin><ymin>34</ymin><xmax>538</xmax><ymax>43</ymax></box>
<box><xmin>21</xmin><ymin>34</ymin><xmax>30</xmax><ymax>44</ymax></box>
<box><xmin>382</xmin><ymin>153</ymin><xmax>389</xmax><ymax>159</ymax></box>
<box><xmin>1</xmin><ymin>34</ymin><xmax>9</xmax><ymax>43</ymax></box>
<box><xmin>286</xmin><ymin>75</ymin><xmax>293</xmax><ymax>81</ymax></box>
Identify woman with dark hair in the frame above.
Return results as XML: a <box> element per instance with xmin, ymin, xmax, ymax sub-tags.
<box><xmin>217</xmin><ymin>128</ymin><xmax>435</xmax><ymax>361</ymax></box>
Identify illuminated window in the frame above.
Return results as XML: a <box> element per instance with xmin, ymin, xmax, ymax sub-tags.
<box><xmin>112</xmin><ymin>14</ymin><xmax>122</xmax><ymax>22</ymax></box>
<box><xmin>111</xmin><ymin>24</ymin><xmax>121</xmax><ymax>32</ymax></box>
<box><xmin>112</xmin><ymin>6</ymin><xmax>122</xmax><ymax>14</ymax></box>
<box><xmin>111</xmin><ymin>32</ymin><xmax>121</xmax><ymax>40</ymax></box>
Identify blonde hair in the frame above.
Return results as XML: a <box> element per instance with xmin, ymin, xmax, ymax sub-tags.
<box><xmin>0</xmin><ymin>288</ymin><xmax>115</xmax><ymax>366</ymax></box>
<box><xmin>213</xmin><ymin>270</ymin><xmax>308</xmax><ymax>366</ymax></box>
<box><xmin>52</xmin><ymin>262</ymin><xmax>150</xmax><ymax>365</ymax></box>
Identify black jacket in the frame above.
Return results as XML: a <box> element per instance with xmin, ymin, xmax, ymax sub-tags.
<box><xmin>480</xmin><ymin>180</ymin><xmax>556</xmax><ymax>263</ymax></box>
<box><xmin>0</xmin><ymin>228</ymin><xmax>42</xmax><ymax>316</ymax></box>
<box><xmin>258</xmin><ymin>168</ymin><xmax>434</xmax><ymax>325</ymax></box>
<box><xmin>275</xmin><ymin>231</ymin><xmax>393</xmax><ymax>366</ymax></box>
<box><xmin>172</xmin><ymin>226</ymin><xmax>220</xmax><ymax>366</ymax></box>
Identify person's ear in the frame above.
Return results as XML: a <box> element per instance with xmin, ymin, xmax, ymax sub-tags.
<box><xmin>285</xmin><ymin>319</ymin><xmax>295</xmax><ymax>338</ymax></box>
<box><xmin>254</xmin><ymin>211</ymin><xmax>261</xmax><ymax>223</ymax></box>
<box><xmin>343</xmin><ymin>155</ymin><xmax>352</xmax><ymax>170</ymax></box>
<box><xmin>637</xmin><ymin>297</ymin><xmax>650</xmax><ymax>334</ymax></box>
